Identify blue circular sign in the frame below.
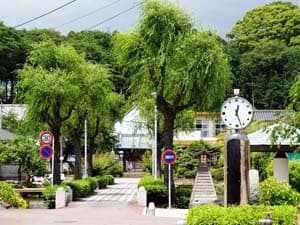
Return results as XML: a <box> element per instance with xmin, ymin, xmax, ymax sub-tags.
<box><xmin>162</xmin><ymin>149</ymin><xmax>176</xmax><ymax>165</ymax></box>
<box><xmin>39</xmin><ymin>145</ymin><xmax>53</xmax><ymax>159</ymax></box>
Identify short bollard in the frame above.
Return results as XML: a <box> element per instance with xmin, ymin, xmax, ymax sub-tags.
<box><xmin>147</xmin><ymin>202</ymin><xmax>155</xmax><ymax>216</ymax></box>
<box><xmin>259</xmin><ymin>212</ymin><xmax>272</xmax><ymax>225</ymax></box>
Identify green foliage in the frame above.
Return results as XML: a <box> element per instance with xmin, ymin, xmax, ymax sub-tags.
<box><xmin>187</xmin><ymin>205</ymin><xmax>297</xmax><ymax>225</ymax></box>
<box><xmin>259</xmin><ymin>177</ymin><xmax>299</xmax><ymax>206</ymax></box>
<box><xmin>289</xmin><ymin>161</ymin><xmax>300</xmax><ymax>192</ymax></box>
<box><xmin>0</xmin><ymin>182</ymin><xmax>27</xmax><ymax>208</ymax></box>
<box><xmin>66</xmin><ymin>30</ymin><xmax>112</xmax><ymax>64</ymax></box>
<box><xmin>103</xmin><ymin>175</ymin><xmax>114</xmax><ymax>185</ymax></box>
<box><xmin>174</xmin><ymin>141</ymin><xmax>211</xmax><ymax>179</ymax></box>
<box><xmin>251</xmin><ymin>152</ymin><xmax>274</xmax><ymax>181</ymax></box>
<box><xmin>42</xmin><ymin>184</ymin><xmax>66</xmax><ymax>209</ymax></box>
<box><xmin>138</xmin><ymin>175</ymin><xmax>164</xmax><ymax>188</ymax></box>
<box><xmin>0</xmin><ymin>136</ymin><xmax>47</xmax><ymax>176</ymax></box>
<box><xmin>176</xmin><ymin>187</ymin><xmax>192</xmax><ymax>209</ymax></box>
<box><xmin>141</xmin><ymin>150</ymin><xmax>152</xmax><ymax>173</ymax></box>
<box><xmin>138</xmin><ymin>175</ymin><xmax>167</xmax><ymax>206</ymax></box>
<box><xmin>227</xmin><ymin>2</ymin><xmax>299</xmax><ymax>50</ymax></box>
<box><xmin>66</xmin><ymin>179</ymin><xmax>94</xmax><ymax>199</ymax></box>
<box><xmin>96</xmin><ymin>176</ymin><xmax>108</xmax><ymax>189</ymax></box>
<box><xmin>93</xmin><ymin>153</ymin><xmax>123</xmax><ymax>177</ymax></box>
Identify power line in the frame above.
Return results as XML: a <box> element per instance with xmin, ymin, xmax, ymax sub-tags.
<box><xmin>86</xmin><ymin>1</ymin><xmax>143</xmax><ymax>30</ymax></box>
<box><xmin>54</xmin><ymin>0</ymin><xmax>121</xmax><ymax>29</ymax></box>
<box><xmin>14</xmin><ymin>0</ymin><xmax>78</xmax><ymax>28</ymax></box>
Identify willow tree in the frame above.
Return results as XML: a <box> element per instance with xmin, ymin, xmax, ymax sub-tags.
<box><xmin>17</xmin><ymin>41</ymin><xmax>115</xmax><ymax>184</ymax></box>
<box><xmin>113</xmin><ymin>0</ymin><xmax>231</xmax><ymax>196</ymax></box>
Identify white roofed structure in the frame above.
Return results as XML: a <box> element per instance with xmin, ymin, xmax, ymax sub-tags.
<box><xmin>114</xmin><ymin>108</ymin><xmax>152</xmax><ymax>150</ymax></box>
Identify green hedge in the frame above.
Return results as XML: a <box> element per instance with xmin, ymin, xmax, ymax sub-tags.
<box><xmin>138</xmin><ymin>175</ymin><xmax>167</xmax><ymax>207</ymax></box>
<box><xmin>176</xmin><ymin>186</ymin><xmax>192</xmax><ymax>209</ymax></box>
<box><xmin>0</xmin><ymin>182</ymin><xmax>27</xmax><ymax>208</ymax></box>
<box><xmin>96</xmin><ymin>176</ymin><xmax>108</xmax><ymax>189</ymax></box>
<box><xmin>187</xmin><ymin>205</ymin><xmax>297</xmax><ymax>225</ymax></box>
<box><xmin>66</xmin><ymin>178</ymin><xmax>95</xmax><ymax>199</ymax></box>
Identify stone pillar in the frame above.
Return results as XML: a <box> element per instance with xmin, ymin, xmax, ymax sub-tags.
<box><xmin>224</xmin><ymin>133</ymin><xmax>250</xmax><ymax>206</ymax></box>
<box><xmin>249</xmin><ymin>169</ymin><xmax>259</xmax><ymax>204</ymax></box>
<box><xmin>55</xmin><ymin>187</ymin><xmax>66</xmax><ymax>209</ymax></box>
<box><xmin>137</xmin><ymin>186</ymin><xmax>147</xmax><ymax>207</ymax></box>
<box><xmin>273</xmin><ymin>152</ymin><xmax>289</xmax><ymax>182</ymax></box>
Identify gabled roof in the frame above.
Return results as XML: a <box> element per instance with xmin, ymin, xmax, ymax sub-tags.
<box><xmin>0</xmin><ymin>128</ymin><xmax>16</xmax><ymax>140</ymax></box>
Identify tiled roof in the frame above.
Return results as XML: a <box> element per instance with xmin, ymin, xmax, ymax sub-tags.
<box><xmin>253</xmin><ymin>110</ymin><xmax>285</xmax><ymax>121</ymax></box>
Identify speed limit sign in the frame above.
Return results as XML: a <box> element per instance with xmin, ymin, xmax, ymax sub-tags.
<box><xmin>39</xmin><ymin>131</ymin><xmax>54</xmax><ymax>145</ymax></box>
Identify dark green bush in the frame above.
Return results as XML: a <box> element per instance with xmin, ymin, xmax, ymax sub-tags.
<box><xmin>96</xmin><ymin>176</ymin><xmax>108</xmax><ymax>189</ymax></box>
<box><xmin>187</xmin><ymin>205</ymin><xmax>297</xmax><ymax>225</ymax></box>
<box><xmin>289</xmin><ymin>161</ymin><xmax>300</xmax><ymax>192</ymax></box>
<box><xmin>66</xmin><ymin>179</ymin><xmax>93</xmax><ymax>199</ymax></box>
<box><xmin>138</xmin><ymin>175</ymin><xmax>167</xmax><ymax>207</ymax></box>
<box><xmin>103</xmin><ymin>175</ymin><xmax>114</xmax><ymax>185</ymax></box>
<box><xmin>259</xmin><ymin>177</ymin><xmax>299</xmax><ymax>206</ymax></box>
<box><xmin>85</xmin><ymin>177</ymin><xmax>98</xmax><ymax>191</ymax></box>
<box><xmin>176</xmin><ymin>187</ymin><xmax>192</xmax><ymax>209</ymax></box>
<box><xmin>0</xmin><ymin>182</ymin><xmax>27</xmax><ymax>208</ymax></box>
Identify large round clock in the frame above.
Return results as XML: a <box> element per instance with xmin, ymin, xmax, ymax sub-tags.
<box><xmin>221</xmin><ymin>96</ymin><xmax>253</xmax><ymax>129</ymax></box>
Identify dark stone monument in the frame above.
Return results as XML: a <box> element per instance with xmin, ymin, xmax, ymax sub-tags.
<box><xmin>224</xmin><ymin>133</ymin><xmax>250</xmax><ymax>206</ymax></box>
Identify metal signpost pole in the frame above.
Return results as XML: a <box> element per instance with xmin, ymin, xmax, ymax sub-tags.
<box><xmin>168</xmin><ymin>163</ymin><xmax>171</xmax><ymax>209</ymax></box>
<box><xmin>51</xmin><ymin>141</ymin><xmax>54</xmax><ymax>187</ymax></box>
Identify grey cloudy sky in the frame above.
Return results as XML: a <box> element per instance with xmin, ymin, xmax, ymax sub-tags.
<box><xmin>0</xmin><ymin>0</ymin><xmax>298</xmax><ymax>37</ymax></box>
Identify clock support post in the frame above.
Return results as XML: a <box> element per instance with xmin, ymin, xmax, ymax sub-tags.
<box><xmin>224</xmin><ymin>133</ymin><xmax>250</xmax><ymax>206</ymax></box>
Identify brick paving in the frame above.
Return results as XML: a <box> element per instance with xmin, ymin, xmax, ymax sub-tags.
<box><xmin>0</xmin><ymin>178</ymin><xmax>182</xmax><ymax>225</ymax></box>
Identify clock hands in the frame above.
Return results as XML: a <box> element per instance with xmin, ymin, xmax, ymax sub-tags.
<box><xmin>235</xmin><ymin>105</ymin><xmax>242</xmax><ymax>127</ymax></box>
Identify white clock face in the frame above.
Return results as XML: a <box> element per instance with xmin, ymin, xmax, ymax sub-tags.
<box><xmin>221</xmin><ymin>96</ymin><xmax>253</xmax><ymax>129</ymax></box>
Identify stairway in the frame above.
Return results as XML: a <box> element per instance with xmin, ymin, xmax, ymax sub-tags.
<box><xmin>189</xmin><ymin>166</ymin><xmax>218</xmax><ymax>207</ymax></box>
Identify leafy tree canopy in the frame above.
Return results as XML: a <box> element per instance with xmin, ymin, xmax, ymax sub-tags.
<box><xmin>227</xmin><ymin>2</ymin><xmax>300</xmax><ymax>52</ymax></box>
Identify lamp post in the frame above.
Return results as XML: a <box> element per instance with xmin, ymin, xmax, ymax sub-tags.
<box><xmin>84</xmin><ymin>119</ymin><xmax>87</xmax><ymax>177</ymax></box>
<box><xmin>151</xmin><ymin>92</ymin><xmax>158</xmax><ymax>179</ymax></box>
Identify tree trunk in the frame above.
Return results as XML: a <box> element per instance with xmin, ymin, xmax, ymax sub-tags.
<box><xmin>87</xmin><ymin>139</ymin><xmax>95</xmax><ymax>177</ymax></box>
<box><xmin>51</xmin><ymin>128</ymin><xmax>61</xmax><ymax>185</ymax></box>
<box><xmin>162</xmin><ymin>112</ymin><xmax>176</xmax><ymax>205</ymax></box>
<box><xmin>73</xmin><ymin>137</ymin><xmax>82</xmax><ymax>179</ymax></box>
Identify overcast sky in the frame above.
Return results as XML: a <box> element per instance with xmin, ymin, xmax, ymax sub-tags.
<box><xmin>0</xmin><ymin>0</ymin><xmax>298</xmax><ymax>37</ymax></box>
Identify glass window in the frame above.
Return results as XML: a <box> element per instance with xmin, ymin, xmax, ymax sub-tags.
<box><xmin>215</xmin><ymin>119</ymin><xmax>226</xmax><ymax>135</ymax></box>
<box><xmin>195</xmin><ymin>119</ymin><xmax>209</xmax><ymax>137</ymax></box>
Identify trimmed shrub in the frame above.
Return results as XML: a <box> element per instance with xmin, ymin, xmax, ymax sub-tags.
<box><xmin>96</xmin><ymin>176</ymin><xmax>108</xmax><ymax>189</ymax></box>
<box><xmin>85</xmin><ymin>177</ymin><xmax>98</xmax><ymax>191</ymax></box>
<box><xmin>138</xmin><ymin>175</ymin><xmax>167</xmax><ymax>207</ymax></box>
<box><xmin>0</xmin><ymin>181</ymin><xmax>27</xmax><ymax>208</ymax></box>
<box><xmin>103</xmin><ymin>175</ymin><xmax>114</xmax><ymax>185</ymax></box>
<box><xmin>176</xmin><ymin>186</ymin><xmax>192</xmax><ymax>209</ymax></box>
<box><xmin>259</xmin><ymin>177</ymin><xmax>299</xmax><ymax>206</ymax></box>
<box><xmin>186</xmin><ymin>205</ymin><xmax>297</xmax><ymax>225</ymax></box>
<box><xmin>138</xmin><ymin>175</ymin><xmax>164</xmax><ymax>188</ymax></box>
<box><xmin>66</xmin><ymin>179</ymin><xmax>92</xmax><ymax>199</ymax></box>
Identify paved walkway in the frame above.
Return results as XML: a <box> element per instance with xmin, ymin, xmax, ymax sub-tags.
<box><xmin>0</xmin><ymin>178</ymin><xmax>188</xmax><ymax>225</ymax></box>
